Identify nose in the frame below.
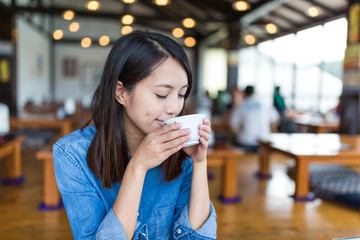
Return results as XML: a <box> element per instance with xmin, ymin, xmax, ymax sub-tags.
<box><xmin>165</xmin><ymin>95</ymin><xmax>183</xmax><ymax>118</ymax></box>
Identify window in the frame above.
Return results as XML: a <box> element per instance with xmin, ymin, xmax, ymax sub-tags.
<box><xmin>237</xmin><ymin>17</ymin><xmax>347</xmax><ymax>113</ymax></box>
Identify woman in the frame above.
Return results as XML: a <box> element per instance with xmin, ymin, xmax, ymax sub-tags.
<box><xmin>53</xmin><ymin>30</ymin><xmax>217</xmax><ymax>239</ymax></box>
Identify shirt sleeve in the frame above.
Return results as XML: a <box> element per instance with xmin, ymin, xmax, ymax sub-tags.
<box><xmin>53</xmin><ymin>143</ymin><xmax>146</xmax><ymax>240</ymax></box>
<box><xmin>172</xmin><ymin>158</ymin><xmax>217</xmax><ymax>240</ymax></box>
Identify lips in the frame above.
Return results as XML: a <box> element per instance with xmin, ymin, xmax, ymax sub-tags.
<box><xmin>156</xmin><ymin>119</ymin><xmax>164</xmax><ymax>125</ymax></box>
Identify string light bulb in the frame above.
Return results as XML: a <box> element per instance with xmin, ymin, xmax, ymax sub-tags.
<box><xmin>122</xmin><ymin>15</ymin><xmax>134</xmax><ymax>25</ymax></box>
<box><xmin>266</xmin><ymin>23</ymin><xmax>277</xmax><ymax>34</ymax></box>
<box><xmin>121</xmin><ymin>26</ymin><xmax>133</xmax><ymax>35</ymax></box>
<box><xmin>232</xmin><ymin>1</ymin><xmax>250</xmax><ymax>11</ymax></box>
<box><xmin>99</xmin><ymin>35</ymin><xmax>110</xmax><ymax>46</ymax></box>
<box><xmin>69</xmin><ymin>22</ymin><xmax>80</xmax><ymax>32</ymax></box>
<box><xmin>184</xmin><ymin>37</ymin><xmax>196</xmax><ymax>47</ymax></box>
<box><xmin>63</xmin><ymin>10</ymin><xmax>75</xmax><ymax>20</ymax></box>
<box><xmin>172</xmin><ymin>28</ymin><xmax>184</xmax><ymax>38</ymax></box>
<box><xmin>123</xmin><ymin>0</ymin><xmax>135</xmax><ymax>3</ymax></box>
<box><xmin>53</xmin><ymin>29</ymin><xmax>63</xmax><ymax>40</ymax></box>
<box><xmin>308</xmin><ymin>6</ymin><xmax>319</xmax><ymax>17</ymax></box>
<box><xmin>182</xmin><ymin>18</ymin><xmax>195</xmax><ymax>28</ymax></box>
<box><xmin>81</xmin><ymin>37</ymin><xmax>92</xmax><ymax>48</ymax></box>
<box><xmin>154</xmin><ymin>0</ymin><xmax>170</xmax><ymax>6</ymax></box>
<box><xmin>86</xmin><ymin>1</ymin><xmax>100</xmax><ymax>11</ymax></box>
<box><xmin>244</xmin><ymin>34</ymin><xmax>256</xmax><ymax>45</ymax></box>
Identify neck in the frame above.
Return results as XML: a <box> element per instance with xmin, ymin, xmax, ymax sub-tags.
<box><xmin>126</xmin><ymin>131</ymin><xmax>143</xmax><ymax>156</ymax></box>
<box><xmin>123</xmin><ymin>114</ymin><xmax>145</xmax><ymax>156</ymax></box>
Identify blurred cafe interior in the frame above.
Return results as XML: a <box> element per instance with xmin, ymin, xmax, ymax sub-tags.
<box><xmin>1</xmin><ymin>0</ymin><xmax>360</xmax><ymax>239</ymax></box>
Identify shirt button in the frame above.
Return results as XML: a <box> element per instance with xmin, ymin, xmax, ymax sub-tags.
<box><xmin>177</xmin><ymin>229</ymin><xmax>182</xmax><ymax>234</ymax></box>
<box><xmin>137</xmin><ymin>212</ymin><xmax>139</xmax><ymax>216</ymax></box>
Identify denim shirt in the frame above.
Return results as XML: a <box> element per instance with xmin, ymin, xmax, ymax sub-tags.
<box><xmin>53</xmin><ymin>125</ymin><xmax>217</xmax><ymax>240</ymax></box>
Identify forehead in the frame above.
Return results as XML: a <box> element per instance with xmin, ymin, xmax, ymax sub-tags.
<box><xmin>139</xmin><ymin>57</ymin><xmax>188</xmax><ymax>88</ymax></box>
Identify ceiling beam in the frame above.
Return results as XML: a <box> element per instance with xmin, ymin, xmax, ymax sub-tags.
<box><xmin>180</xmin><ymin>0</ymin><xmax>225</xmax><ymax>21</ymax></box>
<box><xmin>139</xmin><ymin>0</ymin><xmax>184</xmax><ymax>19</ymax></box>
<box><xmin>282</xmin><ymin>3</ymin><xmax>311</xmax><ymax>19</ymax></box>
<box><xmin>270</xmin><ymin>12</ymin><xmax>302</xmax><ymax>28</ymax></box>
<box><xmin>195</xmin><ymin>0</ymin><xmax>239</xmax><ymax>22</ymax></box>
<box><xmin>136</xmin><ymin>0</ymin><xmax>176</xmax><ymax>18</ymax></box>
<box><xmin>306</xmin><ymin>0</ymin><xmax>337</xmax><ymax>16</ymax></box>
<box><xmin>240</xmin><ymin>0</ymin><xmax>292</xmax><ymax>27</ymax></box>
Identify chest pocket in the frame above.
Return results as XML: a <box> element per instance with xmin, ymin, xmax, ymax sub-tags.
<box><xmin>155</xmin><ymin>203</ymin><xmax>176</xmax><ymax>240</ymax></box>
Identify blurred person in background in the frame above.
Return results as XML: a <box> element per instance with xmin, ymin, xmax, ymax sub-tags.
<box><xmin>230</xmin><ymin>85</ymin><xmax>279</xmax><ymax>152</ymax></box>
<box><xmin>273</xmin><ymin>86</ymin><xmax>298</xmax><ymax>133</ymax></box>
<box><xmin>273</xmin><ymin>86</ymin><xmax>286</xmax><ymax>120</ymax></box>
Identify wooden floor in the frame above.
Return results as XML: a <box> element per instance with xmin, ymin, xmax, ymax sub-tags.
<box><xmin>1</xmin><ymin>148</ymin><xmax>360</xmax><ymax>240</ymax></box>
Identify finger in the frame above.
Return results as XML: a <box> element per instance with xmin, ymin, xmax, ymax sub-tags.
<box><xmin>155</xmin><ymin>122</ymin><xmax>182</xmax><ymax>136</ymax></box>
<box><xmin>203</xmin><ymin>118</ymin><xmax>211</xmax><ymax>126</ymax></box>
<box><xmin>198</xmin><ymin>136</ymin><xmax>209</xmax><ymax>150</ymax></box>
<box><xmin>199</xmin><ymin>123</ymin><xmax>211</xmax><ymax>134</ymax></box>
<box><xmin>199</xmin><ymin>130</ymin><xmax>210</xmax><ymax>142</ymax></box>
<box><xmin>162</xmin><ymin>139</ymin><xmax>187</xmax><ymax>159</ymax></box>
<box><xmin>160</xmin><ymin>128</ymin><xmax>191</xmax><ymax>144</ymax></box>
<box><xmin>164</xmin><ymin>134</ymin><xmax>190</xmax><ymax>150</ymax></box>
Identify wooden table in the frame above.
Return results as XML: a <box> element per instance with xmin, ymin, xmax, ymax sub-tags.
<box><xmin>292</xmin><ymin>114</ymin><xmax>339</xmax><ymax>133</ymax></box>
<box><xmin>207</xmin><ymin>147</ymin><xmax>244</xmax><ymax>203</ymax></box>
<box><xmin>10</xmin><ymin>114</ymin><xmax>73</xmax><ymax>137</ymax></box>
<box><xmin>0</xmin><ymin>137</ymin><xmax>25</xmax><ymax>184</ymax></box>
<box><xmin>258</xmin><ymin>133</ymin><xmax>360</xmax><ymax>201</ymax></box>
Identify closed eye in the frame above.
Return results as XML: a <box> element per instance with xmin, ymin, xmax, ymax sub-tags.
<box><xmin>178</xmin><ymin>94</ymin><xmax>185</xmax><ymax>98</ymax></box>
<box><xmin>155</xmin><ymin>94</ymin><xmax>167</xmax><ymax>99</ymax></box>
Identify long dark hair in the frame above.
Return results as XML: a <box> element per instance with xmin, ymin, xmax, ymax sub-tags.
<box><xmin>87</xmin><ymin>30</ymin><xmax>193</xmax><ymax>188</ymax></box>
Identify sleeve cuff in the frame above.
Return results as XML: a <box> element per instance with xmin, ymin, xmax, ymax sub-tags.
<box><xmin>173</xmin><ymin>201</ymin><xmax>217</xmax><ymax>239</ymax></box>
<box><xmin>96</xmin><ymin>208</ymin><xmax>147</xmax><ymax>240</ymax></box>
<box><xmin>96</xmin><ymin>208</ymin><xmax>127</xmax><ymax>239</ymax></box>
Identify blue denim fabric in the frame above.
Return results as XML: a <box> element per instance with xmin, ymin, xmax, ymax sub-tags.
<box><xmin>53</xmin><ymin>125</ymin><xmax>217</xmax><ymax>240</ymax></box>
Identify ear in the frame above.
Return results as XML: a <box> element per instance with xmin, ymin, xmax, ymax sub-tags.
<box><xmin>115</xmin><ymin>81</ymin><xmax>128</xmax><ymax>106</ymax></box>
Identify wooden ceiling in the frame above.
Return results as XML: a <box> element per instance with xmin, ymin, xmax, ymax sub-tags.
<box><xmin>3</xmin><ymin>0</ymin><xmax>349</xmax><ymax>48</ymax></box>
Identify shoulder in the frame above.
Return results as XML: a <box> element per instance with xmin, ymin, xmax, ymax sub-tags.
<box><xmin>52</xmin><ymin>125</ymin><xmax>96</xmax><ymax>164</ymax></box>
<box><xmin>54</xmin><ymin>125</ymin><xmax>96</xmax><ymax>149</ymax></box>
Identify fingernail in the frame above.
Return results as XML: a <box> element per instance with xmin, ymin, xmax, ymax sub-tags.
<box><xmin>175</xmin><ymin>123</ymin><xmax>181</xmax><ymax>128</ymax></box>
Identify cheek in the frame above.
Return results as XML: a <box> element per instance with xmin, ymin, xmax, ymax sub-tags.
<box><xmin>178</xmin><ymin>99</ymin><xmax>185</xmax><ymax>112</ymax></box>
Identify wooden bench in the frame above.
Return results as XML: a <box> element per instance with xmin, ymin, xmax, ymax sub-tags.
<box><xmin>207</xmin><ymin>147</ymin><xmax>244</xmax><ymax>203</ymax></box>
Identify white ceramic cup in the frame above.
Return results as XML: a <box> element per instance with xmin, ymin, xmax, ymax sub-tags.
<box><xmin>162</xmin><ymin>114</ymin><xmax>206</xmax><ymax>147</ymax></box>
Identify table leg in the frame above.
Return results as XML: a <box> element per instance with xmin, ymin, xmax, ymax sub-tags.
<box><xmin>38</xmin><ymin>155</ymin><xmax>63</xmax><ymax>210</ymax></box>
<box><xmin>256</xmin><ymin>143</ymin><xmax>272</xmax><ymax>179</ymax></box>
<box><xmin>292</xmin><ymin>157</ymin><xmax>315</xmax><ymax>201</ymax></box>
<box><xmin>2</xmin><ymin>140</ymin><xmax>24</xmax><ymax>184</ymax></box>
<box><xmin>11</xmin><ymin>140</ymin><xmax>21</xmax><ymax>178</ymax></box>
<box><xmin>218</xmin><ymin>156</ymin><xmax>241</xmax><ymax>204</ymax></box>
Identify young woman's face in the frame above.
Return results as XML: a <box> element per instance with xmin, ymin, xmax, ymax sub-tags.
<box><xmin>121</xmin><ymin>57</ymin><xmax>189</xmax><ymax>136</ymax></box>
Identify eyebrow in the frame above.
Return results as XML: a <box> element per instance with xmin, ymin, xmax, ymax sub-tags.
<box><xmin>154</xmin><ymin>84</ymin><xmax>189</xmax><ymax>89</ymax></box>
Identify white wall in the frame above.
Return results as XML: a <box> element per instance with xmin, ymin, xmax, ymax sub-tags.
<box><xmin>54</xmin><ymin>44</ymin><xmax>111</xmax><ymax>104</ymax></box>
<box><xmin>16</xmin><ymin>17</ymin><xmax>51</xmax><ymax>108</ymax></box>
